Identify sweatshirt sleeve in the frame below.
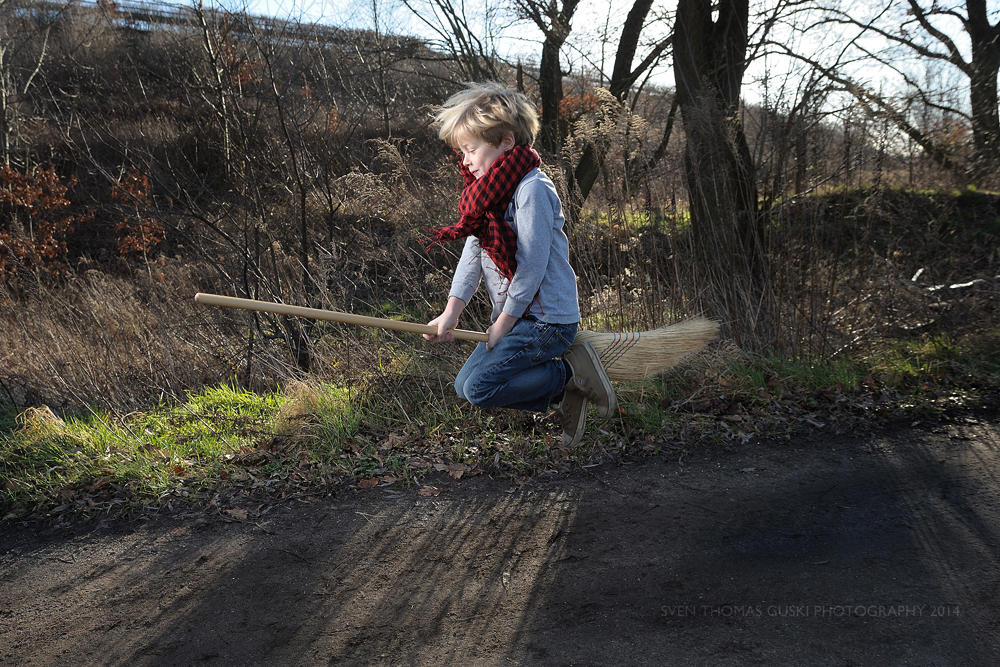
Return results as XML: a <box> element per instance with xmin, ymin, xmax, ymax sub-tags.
<box><xmin>448</xmin><ymin>236</ymin><xmax>483</xmax><ymax>304</ymax></box>
<box><xmin>502</xmin><ymin>177</ymin><xmax>557</xmax><ymax>318</ymax></box>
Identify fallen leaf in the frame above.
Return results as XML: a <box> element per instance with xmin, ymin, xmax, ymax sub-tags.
<box><xmin>224</xmin><ymin>509</ymin><xmax>248</xmax><ymax>520</ymax></box>
<box><xmin>357</xmin><ymin>478</ymin><xmax>379</xmax><ymax>489</ymax></box>
<box><xmin>380</xmin><ymin>475</ymin><xmax>399</xmax><ymax>484</ymax></box>
<box><xmin>418</xmin><ymin>486</ymin><xmax>442</xmax><ymax>496</ymax></box>
<box><xmin>447</xmin><ymin>463</ymin><xmax>469</xmax><ymax>479</ymax></box>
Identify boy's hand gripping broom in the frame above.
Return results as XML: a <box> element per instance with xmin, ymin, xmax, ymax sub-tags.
<box><xmin>194</xmin><ymin>293</ymin><xmax>718</xmax><ymax>380</ymax></box>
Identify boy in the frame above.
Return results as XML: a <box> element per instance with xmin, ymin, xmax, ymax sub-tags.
<box><xmin>423</xmin><ymin>82</ymin><xmax>616</xmax><ymax>447</ymax></box>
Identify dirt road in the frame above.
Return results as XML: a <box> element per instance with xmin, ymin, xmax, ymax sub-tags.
<box><xmin>2</xmin><ymin>411</ymin><xmax>999</xmax><ymax>666</ymax></box>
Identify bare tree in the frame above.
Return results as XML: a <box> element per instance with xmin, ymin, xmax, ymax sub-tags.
<box><xmin>399</xmin><ymin>0</ymin><xmax>505</xmax><ymax>81</ymax></box>
<box><xmin>785</xmin><ymin>0</ymin><xmax>1000</xmax><ymax>184</ymax></box>
<box><xmin>398</xmin><ymin>0</ymin><xmax>675</xmax><ymax>203</ymax></box>
<box><xmin>569</xmin><ymin>0</ymin><xmax>672</xmax><ymax>204</ymax></box>
<box><xmin>509</xmin><ymin>0</ymin><xmax>581</xmax><ymax>153</ymax></box>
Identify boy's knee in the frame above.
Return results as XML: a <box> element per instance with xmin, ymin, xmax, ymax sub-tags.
<box><xmin>463</xmin><ymin>378</ymin><xmax>498</xmax><ymax>409</ymax></box>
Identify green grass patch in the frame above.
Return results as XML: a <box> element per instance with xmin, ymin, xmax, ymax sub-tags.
<box><xmin>581</xmin><ymin>207</ymin><xmax>690</xmax><ymax>231</ymax></box>
<box><xmin>868</xmin><ymin>331</ymin><xmax>1000</xmax><ymax>387</ymax></box>
<box><xmin>0</xmin><ymin>370</ymin><xmax>510</xmax><ymax>521</ymax></box>
<box><xmin>0</xmin><ymin>384</ymin><xmax>293</xmax><ymax>520</ymax></box>
<box><xmin>0</xmin><ymin>382</ymin><xmax>366</xmax><ymax>519</ymax></box>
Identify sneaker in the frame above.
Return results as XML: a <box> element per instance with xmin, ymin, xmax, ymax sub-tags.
<box><xmin>564</xmin><ymin>341</ymin><xmax>617</xmax><ymax>419</ymax></box>
<box><xmin>553</xmin><ymin>390</ymin><xmax>589</xmax><ymax>448</ymax></box>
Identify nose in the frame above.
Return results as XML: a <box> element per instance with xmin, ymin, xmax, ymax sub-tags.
<box><xmin>461</xmin><ymin>152</ymin><xmax>471</xmax><ymax>166</ymax></box>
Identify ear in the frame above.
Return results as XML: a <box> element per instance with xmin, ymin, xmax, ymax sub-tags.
<box><xmin>499</xmin><ymin>132</ymin><xmax>515</xmax><ymax>151</ymax></box>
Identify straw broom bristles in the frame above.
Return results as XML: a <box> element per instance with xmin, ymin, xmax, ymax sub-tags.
<box><xmin>194</xmin><ymin>293</ymin><xmax>718</xmax><ymax>381</ymax></box>
<box><xmin>573</xmin><ymin>318</ymin><xmax>719</xmax><ymax>381</ymax></box>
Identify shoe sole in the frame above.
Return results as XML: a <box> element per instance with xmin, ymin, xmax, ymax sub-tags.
<box><xmin>557</xmin><ymin>391</ymin><xmax>589</xmax><ymax>448</ymax></box>
<box><xmin>562</xmin><ymin>398</ymin><xmax>588</xmax><ymax>448</ymax></box>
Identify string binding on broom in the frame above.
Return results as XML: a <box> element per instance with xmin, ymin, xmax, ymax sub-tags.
<box><xmin>588</xmin><ymin>331</ymin><xmax>642</xmax><ymax>370</ymax></box>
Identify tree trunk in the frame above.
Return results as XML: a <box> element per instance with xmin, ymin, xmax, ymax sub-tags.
<box><xmin>538</xmin><ymin>35</ymin><xmax>567</xmax><ymax>155</ymax></box>
<box><xmin>966</xmin><ymin>0</ymin><xmax>1000</xmax><ymax>182</ymax></box>
<box><xmin>528</xmin><ymin>0</ymin><xmax>579</xmax><ymax>155</ymax></box>
<box><xmin>674</xmin><ymin>0</ymin><xmax>770</xmax><ymax>349</ymax></box>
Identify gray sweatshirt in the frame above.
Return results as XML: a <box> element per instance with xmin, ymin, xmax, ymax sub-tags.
<box><xmin>449</xmin><ymin>168</ymin><xmax>580</xmax><ymax>324</ymax></box>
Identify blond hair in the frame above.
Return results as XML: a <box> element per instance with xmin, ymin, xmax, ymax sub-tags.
<box><xmin>434</xmin><ymin>82</ymin><xmax>540</xmax><ymax>149</ymax></box>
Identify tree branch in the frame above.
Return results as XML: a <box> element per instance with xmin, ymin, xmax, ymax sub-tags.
<box><xmin>775</xmin><ymin>44</ymin><xmax>961</xmax><ymax>173</ymax></box>
<box><xmin>905</xmin><ymin>0</ymin><xmax>968</xmax><ymax>72</ymax></box>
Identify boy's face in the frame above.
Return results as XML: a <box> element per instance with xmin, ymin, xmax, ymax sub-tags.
<box><xmin>457</xmin><ymin>132</ymin><xmax>514</xmax><ymax>180</ymax></box>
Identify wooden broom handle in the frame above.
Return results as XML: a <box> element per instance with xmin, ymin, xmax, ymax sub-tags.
<box><xmin>194</xmin><ymin>293</ymin><xmax>490</xmax><ymax>343</ymax></box>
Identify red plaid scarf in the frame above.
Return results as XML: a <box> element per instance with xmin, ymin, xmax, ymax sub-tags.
<box><xmin>425</xmin><ymin>144</ymin><xmax>541</xmax><ymax>281</ymax></box>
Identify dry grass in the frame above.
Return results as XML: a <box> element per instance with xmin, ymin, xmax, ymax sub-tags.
<box><xmin>0</xmin><ymin>260</ymin><xmax>282</xmax><ymax>409</ymax></box>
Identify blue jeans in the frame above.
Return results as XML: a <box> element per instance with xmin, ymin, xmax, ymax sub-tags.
<box><xmin>455</xmin><ymin>317</ymin><xmax>577</xmax><ymax>412</ymax></box>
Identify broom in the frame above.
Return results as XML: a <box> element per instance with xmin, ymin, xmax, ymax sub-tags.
<box><xmin>194</xmin><ymin>293</ymin><xmax>718</xmax><ymax>381</ymax></box>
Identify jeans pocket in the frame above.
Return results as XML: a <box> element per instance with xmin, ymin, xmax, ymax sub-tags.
<box><xmin>552</xmin><ymin>323</ymin><xmax>577</xmax><ymax>350</ymax></box>
<box><xmin>530</xmin><ymin>322</ymin><xmax>574</xmax><ymax>365</ymax></box>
